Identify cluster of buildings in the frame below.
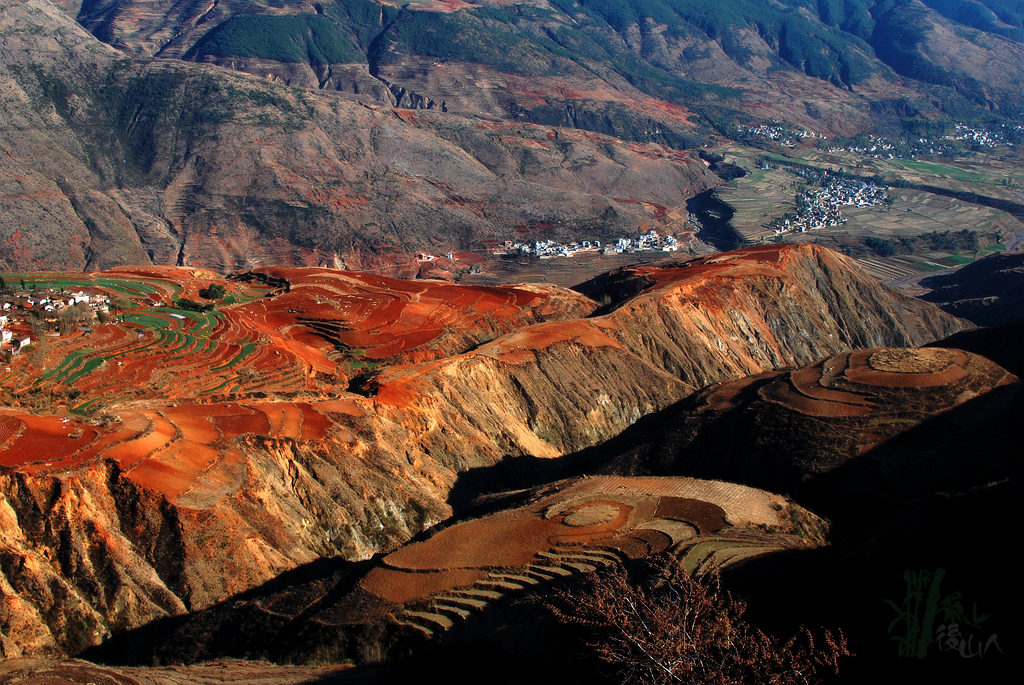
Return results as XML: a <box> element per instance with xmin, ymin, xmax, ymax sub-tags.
<box><xmin>608</xmin><ymin>231</ymin><xmax>681</xmax><ymax>254</ymax></box>
<box><xmin>736</xmin><ymin>124</ymin><xmax>824</xmax><ymax>148</ymax></box>
<box><xmin>770</xmin><ymin>178</ymin><xmax>889</xmax><ymax>235</ymax></box>
<box><xmin>738</xmin><ymin>119</ymin><xmax>1018</xmax><ymax>160</ymax></box>
<box><xmin>943</xmin><ymin>123</ymin><xmax>1006</xmax><ymax>148</ymax></box>
<box><xmin>827</xmin><ymin>134</ymin><xmax>904</xmax><ymax>158</ymax></box>
<box><xmin>826</xmin><ymin>122</ymin><xmax>1018</xmax><ymax>159</ymax></box>
<box><xmin>495</xmin><ymin>231</ymin><xmax>680</xmax><ymax>259</ymax></box>
<box><xmin>0</xmin><ymin>287</ymin><xmax>110</xmax><ymax>356</ymax></box>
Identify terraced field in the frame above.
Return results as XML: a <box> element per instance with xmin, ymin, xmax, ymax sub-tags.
<box><xmin>350</xmin><ymin>476</ymin><xmax>818</xmax><ymax>638</ymax></box>
<box><xmin>0</xmin><ymin>246</ymin><xmax>970</xmax><ymax>661</ymax></box>
<box><xmin>611</xmin><ymin>345</ymin><xmax>1022</xmax><ymax>497</ymax></box>
<box><xmin>0</xmin><ymin>267</ymin><xmax>594</xmax><ymax>411</ymax></box>
<box><xmin>0</xmin><ymin>266</ymin><xmax>598</xmax><ymax>506</ymax></box>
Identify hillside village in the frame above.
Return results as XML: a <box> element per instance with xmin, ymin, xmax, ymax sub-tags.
<box><xmin>495</xmin><ymin>231</ymin><xmax>681</xmax><ymax>259</ymax></box>
<box><xmin>736</xmin><ymin>123</ymin><xmax>825</xmax><ymax>148</ymax></box>
<box><xmin>0</xmin><ymin>281</ymin><xmax>110</xmax><ymax>359</ymax></box>
<box><xmin>738</xmin><ymin>120</ymin><xmax>1020</xmax><ymax>159</ymax></box>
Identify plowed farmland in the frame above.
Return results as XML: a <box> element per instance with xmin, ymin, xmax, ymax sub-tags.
<box><xmin>0</xmin><ymin>267</ymin><xmax>593</xmax><ymax>503</ymax></box>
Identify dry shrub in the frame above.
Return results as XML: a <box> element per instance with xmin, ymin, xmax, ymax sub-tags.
<box><xmin>546</xmin><ymin>556</ymin><xmax>849</xmax><ymax>684</ymax></box>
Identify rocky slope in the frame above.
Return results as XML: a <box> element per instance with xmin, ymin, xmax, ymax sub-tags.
<box><xmin>0</xmin><ymin>0</ymin><xmax>719</xmax><ymax>272</ymax></box>
<box><xmin>0</xmin><ymin>244</ymin><xmax>966</xmax><ymax>658</ymax></box>
<box><xmin>68</xmin><ymin>1</ymin><xmax>1024</xmax><ymax>128</ymax></box>
<box><xmin>0</xmin><ymin>657</ymin><xmax>348</xmax><ymax>684</ymax></box>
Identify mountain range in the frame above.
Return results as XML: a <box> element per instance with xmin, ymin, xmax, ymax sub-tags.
<box><xmin>4</xmin><ymin>0</ymin><xmax>1024</xmax><ymax>271</ymax></box>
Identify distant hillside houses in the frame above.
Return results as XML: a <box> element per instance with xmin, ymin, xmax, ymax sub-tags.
<box><xmin>825</xmin><ymin>121</ymin><xmax>1016</xmax><ymax>159</ymax></box>
<box><xmin>495</xmin><ymin>231</ymin><xmax>679</xmax><ymax>259</ymax></box>
<box><xmin>943</xmin><ymin>123</ymin><xmax>1005</xmax><ymax>148</ymax></box>
<box><xmin>771</xmin><ymin>179</ymin><xmax>889</xmax><ymax>235</ymax></box>
<box><xmin>736</xmin><ymin>123</ymin><xmax>824</xmax><ymax>148</ymax></box>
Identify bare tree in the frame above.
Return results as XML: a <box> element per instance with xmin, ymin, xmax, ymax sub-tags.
<box><xmin>545</xmin><ymin>556</ymin><xmax>849</xmax><ymax>685</ymax></box>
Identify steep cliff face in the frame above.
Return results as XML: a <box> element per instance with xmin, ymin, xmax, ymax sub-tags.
<box><xmin>590</xmin><ymin>245</ymin><xmax>965</xmax><ymax>385</ymax></box>
<box><xmin>375</xmin><ymin>245</ymin><xmax>965</xmax><ymax>464</ymax></box>
<box><xmin>0</xmin><ymin>419</ymin><xmax>459</xmax><ymax>657</ymax></box>
<box><xmin>0</xmin><ymin>463</ymin><xmax>187</xmax><ymax>657</ymax></box>
<box><xmin>0</xmin><ymin>245</ymin><xmax>966</xmax><ymax>657</ymax></box>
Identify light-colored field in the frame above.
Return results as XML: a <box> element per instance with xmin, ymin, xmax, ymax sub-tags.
<box><xmin>714</xmin><ymin>166</ymin><xmax>800</xmax><ymax>243</ymax></box>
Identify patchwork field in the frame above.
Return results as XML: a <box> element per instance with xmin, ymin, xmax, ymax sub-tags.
<box><xmin>0</xmin><ymin>267</ymin><xmax>594</xmax><ymax>414</ymax></box>
<box><xmin>0</xmin><ymin>245</ymin><xmax>970</xmax><ymax>662</ymax></box>
<box><xmin>676</xmin><ymin>345</ymin><xmax>1019</xmax><ymax>482</ymax></box>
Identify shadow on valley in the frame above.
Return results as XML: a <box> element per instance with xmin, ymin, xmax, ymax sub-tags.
<box><xmin>686</xmin><ymin>189</ymin><xmax>745</xmax><ymax>251</ymax></box>
<box><xmin>80</xmin><ymin>555</ymin><xmax>396</xmax><ymax>667</ymax></box>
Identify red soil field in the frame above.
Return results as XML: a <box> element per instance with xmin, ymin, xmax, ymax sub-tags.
<box><xmin>383</xmin><ymin>506</ymin><xmax>565</xmax><ymax>571</ymax></box>
<box><xmin>700</xmin><ymin>372</ymin><xmax>776</xmax><ymax>412</ymax></box>
<box><xmin>615</xmin><ymin>244</ymin><xmax>798</xmax><ymax>295</ymax></box>
<box><xmin>625</xmin><ymin>527</ymin><xmax>673</xmax><ymax>555</ymax></box>
<box><xmin>484</xmin><ymin>319</ymin><xmax>623</xmax><ymax>364</ymax></box>
<box><xmin>790</xmin><ymin>361</ymin><xmax>875</xmax><ymax>406</ymax></box>
<box><xmin>759</xmin><ymin>377</ymin><xmax>872</xmax><ymax>418</ymax></box>
<box><xmin>2</xmin><ymin>415</ymin><xmax>98</xmax><ymax>468</ymax></box>
<box><xmin>0</xmin><ymin>400</ymin><xmax>343</xmax><ymax>501</ymax></box>
<box><xmin>360</xmin><ymin>567</ymin><xmax>486</xmax><ymax>605</ymax></box>
<box><xmin>236</xmin><ymin>268</ymin><xmax>580</xmax><ymax>366</ymax></box>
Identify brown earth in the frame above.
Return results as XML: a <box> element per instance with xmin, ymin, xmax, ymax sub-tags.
<box><xmin>0</xmin><ymin>657</ymin><xmax>349</xmax><ymax>684</ymax></box>
<box><xmin>7</xmin><ymin>1</ymin><xmax>1024</xmax><ymax>273</ymax></box>
<box><xmin>0</xmin><ymin>0</ymin><xmax>720</xmax><ymax>273</ymax></box>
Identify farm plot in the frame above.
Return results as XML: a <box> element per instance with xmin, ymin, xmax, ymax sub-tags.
<box><xmin>237</xmin><ymin>267</ymin><xmax>589</xmax><ymax>368</ymax></box>
<box><xmin>362</xmin><ymin>476</ymin><xmax>820</xmax><ymax>638</ymax></box>
<box><xmin>0</xmin><ymin>397</ymin><xmax>345</xmax><ymax>503</ymax></box>
<box><xmin>713</xmin><ymin>166</ymin><xmax>800</xmax><ymax>244</ymax></box>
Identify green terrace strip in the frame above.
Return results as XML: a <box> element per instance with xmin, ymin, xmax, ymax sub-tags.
<box><xmin>64</xmin><ymin>358</ymin><xmax>104</xmax><ymax>385</ymax></box>
<box><xmin>161</xmin><ymin>309</ymin><xmax>225</xmax><ymax>337</ymax></box>
<box><xmin>70</xmin><ymin>397</ymin><xmax>109</xmax><ymax>415</ymax></box>
<box><xmin>39</xmin><ymin>349</ymin><xmax>94</xmax><ymax>383</ymax></box>
<box><xmin>200</xmin><ymin>377</ymin><xmax>242</xmax><ymax>395</ymax></box>
<box><xmin>169</xmin><ymin>334</ymin><xmax>200</xmax><ymax>357</ymax></box>
<box><xmin>123</xmin><ymin>312</ymin><xmax>175</xmax><ymax>329</ymax></box>
<box><xmin>1</xmin><ymin>273</ymin><xmax>174</xmax><ymax>297</ymax></box>
<box><xmin>211</xmin><ymin>343</ymin><xmax>257</xmax><ymax>372</ymax></box>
